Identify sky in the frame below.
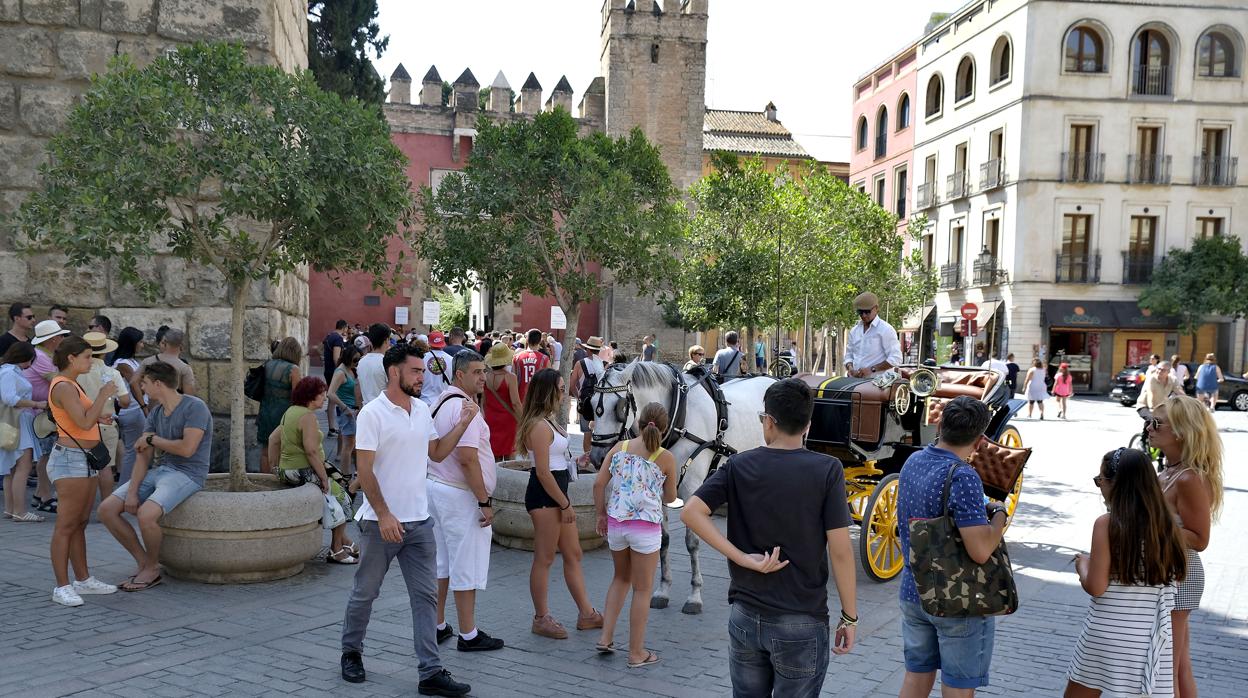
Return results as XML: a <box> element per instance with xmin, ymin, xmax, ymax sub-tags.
<box><xmin>372</xmin><ymin>0</ymin><xmax>946</xmax><ymax>163</ymax></box>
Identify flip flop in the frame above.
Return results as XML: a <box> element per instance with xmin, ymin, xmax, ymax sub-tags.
<box><xmin>121</xmin><ymin>575</ymin><xmax>162</xmax><ymax>592</ymax></box>
<box><xmin>627</xmin><ymin>651</ymin><xmax>660</xmax><ymax>669</ymax></box>
<box><xmin>594</xmin><ymin>642</ymin><xmax>616</xmax><ymax>654</ymax></box>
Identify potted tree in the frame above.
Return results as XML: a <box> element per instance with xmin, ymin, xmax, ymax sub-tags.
<box><xmin>10</xmin><ymin>43</ymin><xmax>412</xmax><ymax>582</ymax></box>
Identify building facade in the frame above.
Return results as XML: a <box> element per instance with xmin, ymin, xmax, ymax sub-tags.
<box><xmin>904</xmin><ymin>0</ymin><xmax>1248</xmax><ymax>390</ymax></box>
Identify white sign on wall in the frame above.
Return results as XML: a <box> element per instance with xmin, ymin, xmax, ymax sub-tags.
<box><xmin>394</xmin><ymin>306</ymin><xmax>409</xmax><ymax>326</ymax></box>
<box><xmin>550</xmin><ymin>306</ymin><xmax>567</xmax><ymax>330</ymax></box>
<box><xmin>422</xmin><ymin>300</ymin><xmax>441</xmax><ymax>326</ymax></box>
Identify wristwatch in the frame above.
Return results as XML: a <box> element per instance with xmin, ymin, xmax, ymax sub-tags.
<box><xmin>145</xmin><ymin>434</ymin><xmax>155</xmax><ymax>447</ymax></box>
<box><xmin>478</xmin><ymin>497</ymin><xmax>492</xmax><ymax>508</ymax></box>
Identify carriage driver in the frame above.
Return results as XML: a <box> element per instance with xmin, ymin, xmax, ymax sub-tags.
<box><xmin>844</xmin><ymin>292</ymin><xmax>902</xmax><ymax>379</ymax></box>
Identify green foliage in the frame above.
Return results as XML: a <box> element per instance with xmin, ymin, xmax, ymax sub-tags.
<box><xmin>434</xmin><ymin>288</ymin><xmax>469</xmax><ymax>330</ymax></box>
<box><xmin>1140</xmin><ymin>235</ymin><xmax>1248</xmax><ymax>336</ymax></box>
<box><xmin>307</xmin><ymin>0</ymin><xmax>389</xmax><ymax>104</ymax></box>
<box><xmin>478</xmin><ymin>87</ymin><xmax>516</xmax><ymax>112</ymax></box>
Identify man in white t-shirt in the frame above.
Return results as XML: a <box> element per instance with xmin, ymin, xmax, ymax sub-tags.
<box><xmin>356</xmin><ymin>323</ymin><xmax>392</xmax><ymax>404</ymax></box>
<box><xmin>421</xmin><ymin>331</ymin><xmax>453</xmax><ymax>405</ymax></box>
<box><xmin>340</xmin><ymin>343</ymin><xmax>478</xmax><ymax>695</ymax></box>
<box><xmin>546</xmin><ymin>333</ymin><xmax>563</xmax><ymax>370</ymax></box>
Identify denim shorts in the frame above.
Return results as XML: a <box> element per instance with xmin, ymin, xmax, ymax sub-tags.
<box><xmin>47</xmin><ymin>445</ymin><xmax>99</xmax><ymax>482</ymax></box>
<box><xmin>728</xmin><ymin>603</ymin><xmax>829</xmax><ymax>697</ymax></box>
<box><xmin>337</xmin><ymin>407</ymin><xmax>357</xmax><ymax>437</ymax></box>
<box><xmin>113</xmin><ymin>467</ymin><xmax>202</xmax><ymax>514</ymax></box>
<box><xmin>899</xmin><ymin>599</ymin><xmax>995</xmax><ymax>689</ymax></box>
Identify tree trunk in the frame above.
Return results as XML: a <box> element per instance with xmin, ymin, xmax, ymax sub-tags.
<box><xmin>746</xmin><ymin>325</ymin><xmax>756</xmax><ymax>374</ymax></box>
<box><xmin>558</xmin><ymin>303</ymin><xmax>581</xmax><ymax>426</ymax></box>
<box><xmin>228</xmin><ymin>277</ymin><xmax>252</xmax><ymax>492</ymax></box>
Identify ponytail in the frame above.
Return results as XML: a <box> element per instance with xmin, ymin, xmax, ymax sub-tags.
<box><xmin>637</xmin><ymin>401</ymin><xmax>669</xmax><ymax>456</ymax></box>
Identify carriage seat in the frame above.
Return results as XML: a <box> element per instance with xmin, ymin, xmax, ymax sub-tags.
<box><xmin>968</xmin><ymin>438</ymin><xmax>1031</xmax><ymax>501</ymax></box>
<box><xmin>931</xmin><ymin>370</ymin><xmax>997</xmax><ymax>401</ymax></box>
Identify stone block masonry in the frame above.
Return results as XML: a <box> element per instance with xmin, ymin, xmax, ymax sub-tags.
<box><xmin>0</xmin><ymin>1</ymin><xmax>311</xmax><ymax>471</ymax></box>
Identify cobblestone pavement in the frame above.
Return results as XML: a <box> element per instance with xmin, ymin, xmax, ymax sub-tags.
<box><xmin>2</xmin><ymin>397</ymin><xmax>1245</xmax><ymax>697</ymax></box>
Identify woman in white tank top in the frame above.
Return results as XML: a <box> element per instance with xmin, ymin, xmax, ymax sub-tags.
<box><xmin>515</xmin><ymin>368</ymin><xmax>601</xmax><ymax>640</ymax></box>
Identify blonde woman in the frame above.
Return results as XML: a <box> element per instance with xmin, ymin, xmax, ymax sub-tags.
<box><xmin>683</xmin><ymin>345</ymin><xmax>705</xmax><ymax>372</ymax></box>
<box><xmin>1146</xmin><ymin>395</ymin><xmax>1224</xmax><ymax>698</ymax></box>
<box><xmin>516</xmin><ymin>368</ymin><xmax>601</xmax><ymax>639</ymax></box>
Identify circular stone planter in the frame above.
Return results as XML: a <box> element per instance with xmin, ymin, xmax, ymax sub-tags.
<box><xmin>158</xmin><ymin>473</ymin><xmax>323</xmax><ymax>584</ymax></box>
<box><xmin>492</xmin><ymin>460</ymin><xmax>604</xmax><ymax>551</ymax></box>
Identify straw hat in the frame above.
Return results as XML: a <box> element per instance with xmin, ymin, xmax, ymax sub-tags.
<box><xmin>583</xmin><ymin>336</ymin><xmax>605</xmax><ymax>352</ymax></box>
<box><xmin>485</xmin><ymin>342</ymin><xmax>514</xmax><ymax>368</ymax></box>
<box><xmin>83</xmin><ymin>331</ymin><xmax>118</xmax><ymax>356</ymax></box>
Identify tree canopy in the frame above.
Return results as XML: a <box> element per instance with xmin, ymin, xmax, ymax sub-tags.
<box><xmin>1140</xmin><ymin>235</ymin><xmax>1248</xmax><ymax>339</ymax></box>
<box><xmin>307</xmin><ymin>0</ymin><xmax>389</xmax><ymax>104</ymax></box>
<box><xmin>10</xmin><ymin>43</ymin><xmax>412</xmax><ymax>488</ymax></box>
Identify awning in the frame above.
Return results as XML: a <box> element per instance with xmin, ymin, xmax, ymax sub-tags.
<box><xmin>900</xmin><ymin>304</ymin><xmax>936</xmax><ymax>332</ymax></box>
<box><xmin>973</xmin><ymin>300</ymin><xmax>1002</xmax><ymax>329</ymax></box>
<box><xmin>1041</xmin><ymin>299</ymin><xmax>1179</xmax><ymax>330</ymax></box>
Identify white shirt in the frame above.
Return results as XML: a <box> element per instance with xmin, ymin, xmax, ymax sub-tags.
<box><xmin>357</xmin><ymin>352</ymin><xmax>387</xmax><ymax>404</ymax></box>
<box><xmin>354</xmin><ymin>391</ymin><xmax>440</xmax><ymax>523</ymax></box>
<box><xmin>845</xmin><ymin>317</ymin><xmax>902</xmax><ymax>376</ymax></box>
<box><xmin>427</xmin><ymin>386</ymin><xmax>496</xmax><ymax>495</ymax></box>
<box><xmin>981</xmin><ymin>358</ymin><xmax>1009</xmax><ymax>374</ymax></box>
<box><xmin>551</xmin><ymin>340</ymin><xmax>563</xmax><ymax>363</ymax></box>
<box><xmin>1170</xmin><ymin>363</ymin><xmax>1190</xmax><ymax>385</ymax></box>
<box><xmin>420</xmin><ymin>349</ymin><xmax>452</xmax><ymax>405</ymax></box>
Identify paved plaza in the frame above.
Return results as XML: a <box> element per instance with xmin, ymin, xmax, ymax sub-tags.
<box><xmin>2</xmin><ymin>397</ymin><xmax>1246</xmax><ymax>697</ymax></box>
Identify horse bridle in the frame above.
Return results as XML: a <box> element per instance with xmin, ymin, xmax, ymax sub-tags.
<box><xmin>590</xmin><ymin>369</ymin><xmax>637</xmax><ymax>449</ymax></box>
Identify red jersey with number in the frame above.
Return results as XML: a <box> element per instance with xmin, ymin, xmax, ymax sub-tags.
<box><xmin>513</xmin><ymin>349</ymin><xmax>550</xmax><ymax>401</ymax></box>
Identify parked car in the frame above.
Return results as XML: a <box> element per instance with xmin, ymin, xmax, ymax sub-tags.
<box><xmin>1109</xmin><ymin>362</ymin><xmax>1248</xmax><ymax>410</ymax></box>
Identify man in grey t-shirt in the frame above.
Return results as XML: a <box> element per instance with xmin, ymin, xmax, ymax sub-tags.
<box><xmin>99</xmin><ymin>361</ymin><xmax>213</xmax><ymax>591</ymax></box>
<box><xmin>713</xmin><ymin>331</ymin><xmax>746</xmax><ymax>378</ymax></box>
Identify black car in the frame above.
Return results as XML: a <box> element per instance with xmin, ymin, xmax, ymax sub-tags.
<box><xmin>1109</xmin><ymin>363</ymin><xmax>1248</xmax><ymax>410</ymax></box>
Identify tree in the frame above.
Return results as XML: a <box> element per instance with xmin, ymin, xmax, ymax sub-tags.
<box><xmin>307</xmin><ymin>0</ymin><xmax>389</xmax><ymax>104</ymax></box>
<box><xmin>1139</xmin><ymin>235</ymin><xmax>1248</xmax><ymax>360</ymax></box>
<box><xmin>419</xmin><ymin>109</ymin><xmax>683</xmax><ymax>410</ymax></box>
<box><xmin>10</xmin><ymin>43</ymin><xmax>412</xmax><ymax>491</ymax></box>
<box><xmin>433</xmin><ymin>288</ymin><xmax>469</xmax><ymax>330</ymax></box>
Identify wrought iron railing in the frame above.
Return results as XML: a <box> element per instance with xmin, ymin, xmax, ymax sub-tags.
<box><xmin>1127</xmin><ymin>154</ymin><xmax>1171</xmax><ymax>184</ymax></box>
<box><xmin>1055</xmin><ymin>253</ymin><xmax>1101</xmax><ymax>283</ymax></box>
<box><xmin>972</xmin><ymin>257</ymin><xmax>1007</xmax><ymax>286</ymax></box>
<box><xmin>939</xmin><ymin>262</ymin><xmax>963</xmax><ymax>290</ymax></box>
<box><xmin>946</xmin><ymin>170</ymin><xmax>969</xmax><ymax>200</ymax></box>
<box><xmin>1193</xmin><ymin>156</ymin><xmax>1238</xmax><ymax>186</ymax></box>
<box><xmin>1122</xmin><ymin>252</ymin><xmax>1155</xmax><ymax>284</ymax></box>
<box><xmin>1061</xmin><ymin>152</ymin><xmax>1105</xmax><ymax>183</ymax></box>
<box><xmin>979</xmin><ymin>158</ymin><xmax>1006</xmax><ymax>190</ymax></box>
<box><xmin>916</xmin><ymin>182</ymin><xmax>938</xmax><ymax>209</ymax></box>
<box><xmin>1132</xmin><ymin>64</ymin><xmax>1170</xmax><ymax>96</ymax></box>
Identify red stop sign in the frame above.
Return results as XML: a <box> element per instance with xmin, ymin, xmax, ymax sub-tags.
<box><xmin>960</xmin><ymin>303</ymin><xmax>978</xmax><ymax>320</ymax></box>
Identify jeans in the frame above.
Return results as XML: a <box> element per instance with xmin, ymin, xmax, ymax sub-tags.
<box><xmin>115</xmin><ymin>406</ymin><xmax>145</xmax><ymax>484</ymax></box>
<box><xmin>899</xmin><ymin>600</ymin><xmax>994</xmax><ymax>689</ymax></box>
<box><xmin>341</xmin><ymin>518</ymin><xmax>442</xmax><ymax>681</ymax></box>
<box><xmin>728</xmin><ymin>603</ymin><xmax>829</xmax><ymax>697</ymax></box>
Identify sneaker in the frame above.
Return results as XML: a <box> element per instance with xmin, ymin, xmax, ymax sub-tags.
<box><xmin>340</xmin><ymin>650</ymin><xmax>365</xmax><ymax>683</ymax></box>
<box><xmin>72</xmin><ymin>577</ymin><xmax>118</xmax><ymax>595</ymax></box>
<box><xmin>418</xmin><ymin>669</ymin><xmax>470</xmax><ymax>697</ymax></box>
<box><xmin>531</xmin><ymin>614</ymin><xmax>568</xmax><ymax>639</ymax></box>
<box><xmin>436</xmin><ymin>623</ymin><xmax>455</xmax><ymax>644</ymax></box>
<box><xmin>457</xmin><ymin>629</ymin><xmax>504</xmax><ymax>652</ymax></box>
<box><xmin>52</xmin><ymin>585</ymin><xmax>84</xmax><ymax>607</ymax></box>
<box><xmin>575</xmin><ymin>609</ymin><xmax>604</xmax><ymax>630</ymax></box>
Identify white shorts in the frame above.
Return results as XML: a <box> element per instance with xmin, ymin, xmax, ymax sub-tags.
<box><xmin>428</xmin><ymin>480</ymin><xmax>492</xmax><ymax>591</ymax></box>
<box><xmin>606</xmin><ymin>522</ymin><xmax>662</xmax><ymax>555</ymax></box>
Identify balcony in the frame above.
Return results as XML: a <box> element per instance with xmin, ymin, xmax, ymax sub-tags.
<box><xmin>972</xmin><ymin>256</ymin><xmax>1007</xmax><ymax>286</ymax></box>
<box><xmin>875</xmin><ymin>134</ymin><xmax>888</xmax><ymax>160</ymax></box>
<box><xmin>916</xmin><ymin>182</ymin><xmax>939</xmax><ymax>209</ymax></box>
<box><xmin>1061</xmin><ymin>152</ymin><xmax>1105</xmax><ymax>183</ymax></box>
<box><xmin>1122</xmin><ymin>252</ymin><xmax>1155</xmax><ymax>284</ymax></box>
<box><xmin>1127</xmin><ymin>154</ymin><xmax>1171</xmax><ymax>184</ymax></box>
<box><xmin>939</xmin><ymin>262</ymin><xmax>963</xmax><ymax>290</ymax></box>
<box><xmin>1193</xmin><ymin>156</ymin><xmax>1238</xmax><ymax>186</ymax></box>
<box><xmin>1132</xmin><ymin>64</ymin><xmax>1170</xmax><ymax>96</ymax></box>
<box><xmin>1055</xmin><ymin>253</ymin><xmax>1101</xmax><ymax>283</ymax></box>
<box><xmin>979</xmin><ymin>158</ymin><xmax>1006</xmax><ymax>190</ymax></box>
<box><xmin>946</xmin><ymin>170</ymin><xmax>969</xmax><ymax>200</ymax></box>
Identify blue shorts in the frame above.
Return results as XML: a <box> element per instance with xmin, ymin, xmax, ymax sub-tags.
<box><xmin>112</xmin><ymin>467</ymin><xmax>201</xmax><ymax>514</ymax></box>
<box><xmin>336</xmin><ymin>407</ymin><xmax>357</xmax><ymax>437</ymax></box>
<box><xmin>899</xmin><ymin>600</ymin><xmax>995</xmax><ymax>689</ymax></box>
<box><xmin>47</xmin><ymin>445</ymin><xmax>99</xmax><ymax>482</ymax></box>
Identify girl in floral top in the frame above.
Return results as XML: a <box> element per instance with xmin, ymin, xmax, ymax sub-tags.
<box><xmin>592</xmin><ymin>402</ymin><xmax>677</xmax><ymax>668</ymax></box>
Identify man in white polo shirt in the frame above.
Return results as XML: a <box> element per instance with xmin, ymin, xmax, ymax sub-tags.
<box><xmin>428</xmin><ymin>349</ymin><xmax>503</xmax><ymax>652</ymax></box>
<box><xmin>844</xmin><ymin>292</ymin><xmax>902</xmax><ymax>379</ymax></box>
<box><xmin>339</xmin><ymin>343</ymin><xmax>478</xmax><ymax>697</ymax></box>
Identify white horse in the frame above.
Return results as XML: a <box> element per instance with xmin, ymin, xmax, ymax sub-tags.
<box><xmin>588</xmin><ymin>362</ymin><xmax>771</xmax><ymax>614</ymax></box>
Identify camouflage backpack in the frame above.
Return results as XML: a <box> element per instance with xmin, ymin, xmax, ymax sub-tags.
<box><xmin>909</xmin><ymin>463</ymin><xmax>1019</xmax><ymax>617</ymax></box>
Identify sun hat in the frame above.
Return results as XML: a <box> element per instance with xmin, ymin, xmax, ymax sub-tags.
<box><xmin>583</xmin><ymin>336</ymin><xmax>605</xmax><ymax>352</ymax></box>
<box><xmin>485</xmin><ymin>342</ymin><xmax>514</xmax><ymax>368</ymax></box>
<box><xmin>83</xmin><ymin>331</ymin><xmax>119</xmax><ymax>356</ymax></box>
<box><xmin>428</xmin><ymin>331</ymin><xmax>447</xmax><ymax>349</ymax></box>
<box><xmin>31</xmin><ymin>320</ymin><xmax>70</xmax><ymax>346</ymax></box>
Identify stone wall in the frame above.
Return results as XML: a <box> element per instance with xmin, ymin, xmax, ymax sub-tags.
<box><xmin>0</xmin><ymin>0</ymin><xmax>310</xmax><ymax>470</ymax></box>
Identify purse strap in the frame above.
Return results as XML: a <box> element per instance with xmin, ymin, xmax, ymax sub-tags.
<box><xmin>938</xmin><ymin>461</ymin><xmax>964</xmax><ymax>518</ymax></box>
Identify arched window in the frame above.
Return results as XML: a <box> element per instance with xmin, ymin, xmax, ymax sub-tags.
<box><xmin>856</xmin><ymin>116</ymin><xmax>868</xmax><ymax>151</ymax></box>
<box><xmin>955</xmin><ymin>56</ymin><xmax>975</xmax><ymax>101</ymax></box>
<box><xmin>990</xmin><ymin>36</ymin><xmax>1012</xmax><ymax>84</ymax></box>
<box><xmin>1064</xmin><ymin>25</ymin><xmax>1105</xmax><ymax>73</ymax></box>
<box><xmin>925</xmin><ymin>74</ymin><xmax>943</xmax><ymax>118</ymax></box>
<box><xmin>1132</xmin><ymin>28</ymin><xmax>1172</xmax><ymax>95</ymax></box>
<box><xmin>897</xmin><ymin>93</ymin><xmax>911</xmax><ymax>130</ymax></box>
<box><xmin>1198</xmin><ymin>31</ymin><xmax>1237</xmax><ymax>77</ymax></box>
<box><xmin>875</xmin><ymin>107</ymin><xmax>888</xmax><ymax>157</ymax></box>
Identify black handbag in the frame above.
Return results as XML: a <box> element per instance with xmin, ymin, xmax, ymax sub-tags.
<box><xmin>44</xmin><ymin>408</ymin><xmax>112</xmax><ymax>471</ymax></box>
<box><xmin>244</xmin><ymin>362</ymin><xmax>267</xmax><ymax>402</ymax></box>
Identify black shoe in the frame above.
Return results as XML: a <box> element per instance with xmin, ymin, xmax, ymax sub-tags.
<box><xmin>340</xmin><ymin>650</ymin><xmax>365</xmax><ymax>683</ymax></box>
<box><xmin>436</xmin><ymin>623</ymin><xmax>455</xmax><ymax>644</ymax></box>
<box><xmin>418</xmin><ymin>669</ymin><xmax>470</xmax><ymax>696</ymax></box>
<box><xmin>457</xmin><ymin>629</ymin><xmax>504</xmax><ymax>652</ymax></box>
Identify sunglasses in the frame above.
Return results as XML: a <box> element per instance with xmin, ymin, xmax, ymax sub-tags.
<box><xmin>1092</xmin><ymin>474</ymin><xmax>1110</xmax><ymax>487</ymax></box>
<box><xmin>757</xmin><ymin>411</ymin><xmax>774</xmax><ymax>424</ymax></box>
<box><xmin>692</xmin><ymin>351</ymin><xmax>704</xmax><ymax>356</ymax></box>
<box><xmin>1146</xmin><ymin>418</ymin><xmax>1166</xmax><ymax>431</ymax></box>
<box><xmin>856</xmin><ymin>308</ymin><xmax>874</xmax><ymax>316</ymax></box>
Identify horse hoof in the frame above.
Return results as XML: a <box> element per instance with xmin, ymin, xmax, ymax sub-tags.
<box><xmin>681</xmin><ymin>601</ymin><xmax>703</xmax><ymax>615</ymax></box>
<box><xmin>650</xmin><ymin>596</ymin><xmax>669</xmax><ymax>610</ymax></box>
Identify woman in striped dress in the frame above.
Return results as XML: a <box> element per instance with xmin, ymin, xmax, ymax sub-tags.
<box><xmin>1066</xmin><ymin>448</ymin><xmax>1188</xmax><ymax>698</ymax></box>
<box><xmin>1147</xmin><ymin>396</ymin><xmax>1223</xmax><ymax>698</ymax></box>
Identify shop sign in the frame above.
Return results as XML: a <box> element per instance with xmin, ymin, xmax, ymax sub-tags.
<box><xmin>1060</xmin><ymin>305</ymin><xmax>1106</xmax><ymax>326</ymax></box>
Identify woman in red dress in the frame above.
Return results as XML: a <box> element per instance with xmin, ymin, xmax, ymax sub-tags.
<box><xmin>483</xmin><ymin>343</ymin><xmax>522</xmax><ymax>461</ymax></box>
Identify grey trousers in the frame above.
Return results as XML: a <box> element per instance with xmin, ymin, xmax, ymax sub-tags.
<box><xmin>115</xmin><ymin>407</ymin><xmax>145</xmax><ymax>484</ymax></box>
<box><xmin>341</xmin><ymin>518</ymin><xmax>442</xmax><ymax>680</ymax></box>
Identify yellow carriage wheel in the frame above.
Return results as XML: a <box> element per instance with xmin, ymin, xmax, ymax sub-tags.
<box><xmin>860</xmin><ymin>473</ymin><xmax>903</xmax><ymax>582</ymax></box>
<box><xmin>997</xmin><ymin>426</ymin><xmax>1024</xmax><ymax>526</ymax></box>
<box><xmin>847</xmin><ymin>480</ymin><xmax>871</xmax><ymax>523</ymax></box>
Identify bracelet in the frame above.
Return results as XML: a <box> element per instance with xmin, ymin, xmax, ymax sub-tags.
<box><xmin>559</xmin><ymin>501</ymin><xmax>571</xmax><ymax>511</ymax></box>
<box><xmin>838</xmin><ymin>610</ymin><xmax>858</xmax><ymax>627</ymax></box>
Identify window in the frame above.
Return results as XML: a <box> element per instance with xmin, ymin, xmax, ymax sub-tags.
<box><xmin>984</xmin><ymin>217</ymin><xmax>1001</xmax><ymax>256</ymax></box>
<box><xmin>1062</xmin><ymin>214</ymin><xmax>1091</xmax><ymax>258</ymax></box>
<box><xmin>949</xmin><ymin>225</ymin><xmax>964</xmax><ymax>265</ymax></box>
<box><xmin>921</xmin><ymin>234</ymin><xmax>934</xmax><ymax>269</ymax></box>
<box><xmin>874</xmin><ymin>175</ymin><xmax>886</xmax><ymax>207</ymax></box>
<box><xmin>363</xmin><ymin>295</ymin><xmax>381</xmax><ymax>306</ymax></box>
<box><xmin>895</xmin><ymin>168</ymin><xmax>907</xmax><ymax>218</ymax></box>
<box><xmin>955</xmin><ymin>56</ymin><xmax>975</xmax><ymax>102</ymax></box>
<box><xmin>856</xmin><ymin>116</ymin><xmax>868</xmax><ymax>151</ymax></box>
<box><xmin>990</xmin><ymin>37</ymin><xmax>1011</xmax><ymax>85</ymax></box>
<box><xmin>1197</xmin><ymin>217</ymin><xmax>1223</xmax><ymax>238</ymax></box>
<box><xmin>925</xmin><ymin>74</ymin><xmax>943</xmax><ymax>118</ymax></box>
<box><xmin>1129</xmin><ymin>216</ymin><xmax>1156</xmax><ymax>258</ymax></box>
<box><xmin>1198</xmin><ymin>31</ymin><xmax>1237</xmax><ymax>77</ymax></box>
<box><xmin>1196</xmin><ymin>126</ymin><xmax>1234</xmax><ymax>186</ymax></box>
<box><xmin>875</xmin><ymin>107</ymin><xmax>888</xmax><ymax>158</ymax></box>
<box><xmin>1131</xmin><ymin>126</ymin><xmax>1165</xmax><ymax>183</ymax></box>
<box><xmin>1064</xmin><ymin>26</ymin><xmax>1105</xmax><ymax>73</ymax></box>
<box><xmin>897</xmin><ymin>93</ymin><xmax>910</xmax><ymax>130</ymax></box>
<box><xmin>1132</xmin><ymin>28</ymin><xmax>1172</xmax><ymax>95</ymax></box>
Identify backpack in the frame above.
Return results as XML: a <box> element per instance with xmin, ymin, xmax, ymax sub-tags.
<box><xmin>244</xmin><ymin>362</ymin><xmax>266</xmax><ymax>402</ymax></box>
<box><xmin>577</xmin><ymin>358</ymin><xmax>599</xmax><ymax>421</ymax></box>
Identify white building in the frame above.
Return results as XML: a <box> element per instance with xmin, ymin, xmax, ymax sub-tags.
<box><xmin>910</xmin><ymin>0</ymin><xmax>1248</xmax><ymax>391</ymax></box>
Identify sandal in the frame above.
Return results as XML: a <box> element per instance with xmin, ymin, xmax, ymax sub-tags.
<box><xmin>343</xmin><ymin>541</ymin><xmax>360</xmax><ymax>556</ymax></box>
<box><xmin>327</xmin><ymin>548</ymin><xmax>358</xmax><ymax>565</ymax></box>
<box><xmin>11</xmin><ymin>512</ymin><xmax>45</xmax><ymax>523</ymax></box>
<box><xmin>120</xmin><ymin>575</ymin><xmax>162</xmax><ymax>592</ymax></box>
<box><xmin>36</xmin><ymin>498</ymin><xmax>57</xmax><ymax>513</ymax></box>
<box><xmin>594</xmin><ymin>642</ymin><xmax>616</xmax><ymax>654</ymax></box>
<box><xmin>627</xmin><ymin>650</ymin><xmax>660</xmax><ymax>669</ymax></box>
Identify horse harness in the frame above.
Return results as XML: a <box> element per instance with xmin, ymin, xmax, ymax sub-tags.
<box><xmin>591</xmin><ymin>364</ymin><xmax>739</xmax><ymax>485</ymax></box>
